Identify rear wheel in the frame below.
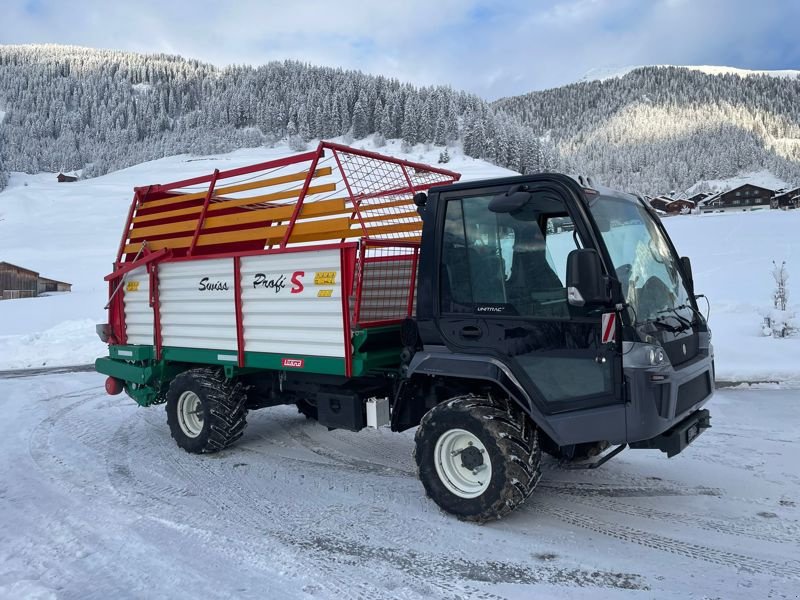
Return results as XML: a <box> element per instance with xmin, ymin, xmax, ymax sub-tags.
<box><xmin>414</xmin><ymin>394</ymin><xmax>541</xmax><ymax>523</ymax></box>
<box><xmin>166</xmin><ymin>368</ymin><xmax>248</xmax><ymax>454</ymax></box>
<box><xmin>296</xmin><ymin>398</ymin><xmax>318</xmax><ymax>420</ymax></box>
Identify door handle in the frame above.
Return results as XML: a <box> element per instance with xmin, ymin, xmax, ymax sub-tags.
<box><xmin>460</xmin><ymin>325</ymin><xmax>482</xmax><ymax>339</ymax></box>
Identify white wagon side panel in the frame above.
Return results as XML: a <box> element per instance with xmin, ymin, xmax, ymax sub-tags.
<box><xmin>158</xmin><ymin>258</ymin><xmax>237</xmax><ymax>351</ymax></box>
<box><xmin>123</xmin><ymin>266</ymin><xmax>154</xmax><ymax>345</ymax></box>
<box><xmin>241</xmin><ymin>249</ymin><xmax>345</xmax><ymax>358</ymax></box>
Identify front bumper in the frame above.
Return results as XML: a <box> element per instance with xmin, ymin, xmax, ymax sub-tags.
<box><xmin>630</xmin><ymin>409</ymin><xmax>711</xmax><ymax>457</ymax></box>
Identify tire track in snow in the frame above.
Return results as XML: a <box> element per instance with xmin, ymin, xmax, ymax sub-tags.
<box><xmin>533</xmin><ymin>501</ymin><xmax>800</xmax><ymax>581</ymax></box>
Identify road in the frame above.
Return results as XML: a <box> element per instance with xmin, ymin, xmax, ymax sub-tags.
<box><xmin>1</xmin><ymin>372</ymin><xmax>798</xmax><ymax>599</ymax></box>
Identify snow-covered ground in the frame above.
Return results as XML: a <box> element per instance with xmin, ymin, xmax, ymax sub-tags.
<box><xmin>1</xmin><ymin>138</ymin><xmax>798</xmax><ymax>383</ymax></box>
<box><xmin>2</xmin><ymin>142</ymin><xmax>799</xmax><ymax>598</ymax></box>
<box><xmin>0</xmin><ymin>371</ymin><xmax>797</xmax><ymax>599</ymax></box>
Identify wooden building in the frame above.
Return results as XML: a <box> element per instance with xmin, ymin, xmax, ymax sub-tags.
<box><xmin>664</xmin><ymin>199</ymin><xmax>696</xmax><ymax>214</ymax></box>
<box><xmin>647</xmin><ymin>196</ymin><xmax>673</xmax><ymax>212</ymax></box>
<box><xmin>771</xmin><ymin>187</ymin><xmax>800</xmax><ymax>210</ymax></box>
<box><xmin>57</xmin><ymin>173</ymin><xmax>77</xmax><ymax>183</ymax></box>
<box><xmin>686</xmin><ymin>192</ymin><xmax>710</xmax><ymax>205</ymax></box>
<box><xmin>0</xmin><ymin>262</ymin><xmax>39</xmax><ymax>300</ymax></box>
<box><xmin>0</xmin><ymin>261</ymin><xmax>72</xmax><ymax>300</ymax></box>
<box><xmin>700</xmin><ymin>184</ymin><xmax>774</xmax><ymax>213</ymax></box>
<box><xmin>37</xmin><ymin>277</ymin><xmax>73</xmax><ymax>294</ymax></box>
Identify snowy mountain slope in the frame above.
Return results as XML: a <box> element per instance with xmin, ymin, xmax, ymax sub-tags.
<box><xmin>0</xmin><ymin>44</ymin><xmax>551</xmax><ymax>196</ymax></box>
<box><xmin>495</xmin><ymin>65</ymin><xmax>800</xmax><ymax>194</ymax></box>
<box><xmin>3</xmin><ymin>45</ymin><xmax>800</xmax><ymax>198</ymax></box>
<box><xmin>580</xmin><ymin>65</ymin><xmax>800</xmax><ymax>83</ymax></box>
<box><xmin>1</xmin><ymin>140</ymin><xmax>799</xmax><ymax>383</ymax></box>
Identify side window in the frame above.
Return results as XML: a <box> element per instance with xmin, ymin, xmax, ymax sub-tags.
<box><xmin>440</xmin><ymin>196</ymin><xmax>582</xmax><ymax>318</ymax></box>
<box><xmin>440</xmin><ymin>200</ymin><xmax>472</xmax><ymax>313</ymax></box>
<box><xmin>544</xmin><ymin>216</ymin><xmax>580</xmax><ymax>285</ymax></box>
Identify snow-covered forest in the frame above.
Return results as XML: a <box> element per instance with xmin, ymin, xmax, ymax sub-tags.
<box><xmin>1</xmin><ymin>45</ymin><xmax>800</xmax><ymax>194</ymax></box>
<box><xmin>496</xmin><ymin>66</ymin><xmax>800</xmax><ymax>192</ymax></box>
<box><xmin>0</xmin><ymin>44</ymin><xmax>552</xmax><ymax>189</ymax></box>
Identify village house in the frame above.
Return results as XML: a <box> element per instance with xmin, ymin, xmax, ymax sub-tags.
<box><xmin>647</xmin><ymin>195</ymin><xmax>673</xmax><ymax>212</ymax></box>
<box><xmin>664</xmin><ymin>199</ymin><xmax>697</xmax><ymax>214</ymax></box>
<box><xmin>57</xmin><ymin>173</ymin><xmax>78</xmax><ymax>183</ymax></box>
<box><xmin>771</xmin><ymin>187</ymin><xmax>800</xmax><ymax>210</ymax></box>
<box><xmin>0</xmin><ymin>262</ymin><xmax>72</xmax><ymax>300</ymax></box>
<box><xmin>699</xmin><ymin>184</ymin><xmax>774</xmax><ymax>213</ymax></box>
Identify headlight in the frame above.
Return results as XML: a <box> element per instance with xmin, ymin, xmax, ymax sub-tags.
<box><xmin>647</xmin><ymin>347</ymin><xmax>666</xmax><ymax>366</ymax></box>
<box><xmin>623</xmin><ymin>342</ymin><xmax>670</xmax><ymax>368</ymax></box>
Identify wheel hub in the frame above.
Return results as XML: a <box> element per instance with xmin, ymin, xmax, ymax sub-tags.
<box><xmin>434</xmin><ymin>429</ymin><xmax>493</xmax><ymax>499</ymax></box>
<box><xmin>177</xmin><ymin>391</ymin><xmax>204</xmax><ymax>438</ymax></box>
<box><xmin>459</xmin><ymin>445</ymin><xmax>484</xmax><ymax>470</ymax></box>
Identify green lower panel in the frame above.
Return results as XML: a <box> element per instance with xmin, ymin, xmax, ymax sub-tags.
<box><xmin>109</xmin><ymin>344</ymin><xmax>153</xmax><ymax>361</ymax></box>
<box><xmin>244</xmin><ymin>352</ymin><xmax>346</xmax><ymax>376</ymax></box>
<box><xmin>95</xmin><ymin>356</ymin><xmax>153</xmax><ymax>385</ymax></box>
<box><xmin>161</xmin><ymin>346</ymin><xmax>239</xmax><ymax>366</ymax></box>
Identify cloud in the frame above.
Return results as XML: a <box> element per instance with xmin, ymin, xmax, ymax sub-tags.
<box><xmin>1</xmin><ymin>0</ymin><xmax>798</xmax><ymax>99</ymax></box>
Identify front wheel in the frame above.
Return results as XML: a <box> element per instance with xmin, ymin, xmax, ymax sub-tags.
<box><xmin>414</xmin><ymin>394</ymin><xmax>541</xmax><ymax>523</ymax></box>
<box><xmin>165</xmin><ymin>368</ymin><xmax>248</xmax><ymax>454</ymax></box>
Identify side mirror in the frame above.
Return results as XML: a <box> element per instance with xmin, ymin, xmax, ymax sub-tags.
<box><xmin>680</xmin><ymin>256</ymin><xmax>694</xmax><ymax>292</ymax></box>
<box><xmin>566</xmin><ymin>249</ymin><xmax>610</xmax><ymax>306</ymax></box>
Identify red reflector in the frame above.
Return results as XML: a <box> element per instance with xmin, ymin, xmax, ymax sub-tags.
<box><xmin>105</xmin><ymin>377</ymin><xmax>124</xmax><ymax>395</ymax></box>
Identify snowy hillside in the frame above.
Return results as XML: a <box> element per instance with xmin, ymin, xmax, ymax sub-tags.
<box><xmin>1</xmin><ymin>141</ymin><xmax>799</xmax><ymax>385</ymax></box>
<box><xmin>580</xmin><ymin>65</ymin><xmax>800</xmax><ymax>83</ymax></box>
<box><xmin>3</xmin><ymin>46</ymin><xmax>800</xmax><ymax>198</ymax></box>
<box><xmin>496</xmin><ymin>65</ymin><xmax>800</xmax><ymax>193</ymax></box>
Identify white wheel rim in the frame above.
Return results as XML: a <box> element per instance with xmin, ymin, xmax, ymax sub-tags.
<box><xmin>434</xmin><ymin>428</ymin><xmax>492</xmax><ymax>499</ymax></box>
<box><xmin>177</xmin><ymin>391</ymin><xmax>204</xmax><ymax>438</ymax></box>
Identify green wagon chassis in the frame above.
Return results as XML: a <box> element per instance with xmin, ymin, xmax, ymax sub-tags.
<box><xmin>96</xmin><ymin>325</ymin><xmax>403</xmax><ymax>407</ymax></box>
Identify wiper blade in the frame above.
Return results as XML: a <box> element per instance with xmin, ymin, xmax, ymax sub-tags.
<box><xmin>655</xmin><ymin>306</ymin><xmax>694</xmax><ymax>333</ymax></box>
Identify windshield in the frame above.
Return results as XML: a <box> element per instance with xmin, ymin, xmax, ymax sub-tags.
<box><xmin>588</xmin><ymin>195</ymin><xmax>693</xmax><ymax>327</ymax></box>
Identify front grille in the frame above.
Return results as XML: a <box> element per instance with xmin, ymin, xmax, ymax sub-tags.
<box><xmin>663</xmin><ymin>332</ymin><xmax>698</xmax><ymax>367</ymax></box>
<box><xmin>676</xmin><ymin>372</ymin><xmax>711</xmax><ymax>416</ymax></box>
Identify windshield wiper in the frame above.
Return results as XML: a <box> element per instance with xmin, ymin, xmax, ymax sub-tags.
<box><xmin>654</xmin><ymin>306</ymin><xmax>694</xmax><ymax>333</ymax></box>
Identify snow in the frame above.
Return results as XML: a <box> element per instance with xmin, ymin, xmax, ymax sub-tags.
<box><xmin>666</xmin><ymin>209</ymin><xmax>800</xmax><ymax>384</ymax></box>
<box><xmin>685</xmin><ymin>170</ymin><xmax>789</xmax><ymax>196</ymax></box>
<box><xmin>0</xmin><ymin>372</ymin><xmax>797</xmax><ymax>598</ymax></box>
<box><xmin>580</xmin><ymin>65</ymin><xmax>800</xmax><ymax>84</ymax></box>
<box><xmin>1</xmin><ymin>141</ymin><xmax>798</xmax><ymax>384</ymax></box>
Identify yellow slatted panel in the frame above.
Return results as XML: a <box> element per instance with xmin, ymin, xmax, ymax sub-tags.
<box><xmin>130</xmin><ymin>197</ymin><xmax>349</xmax><ymax>240</ymax></box>
<box><xmin>360</xmin><ymin>210</ymin><xmax>419</xmax><ymax>224</ymax></box>
<box><xmin>358</xmin><ymin>198</ymin><xmax>414</xmax><ymax>212</ymax></box>
<box><xmin>139</xmin><ymin>167</ymin><xmax>333</xmax><ymax>210</ymax></box>
<box><xmin>285</xmin><ymin>219</ymin><xmax>421</xmax><ymax>244</ymax></box>
<box><xmin>131</xmin><ymin>182</ymin><xmax>337</xmax><ymax>224</ymax></box>
<box><xmin>361</xmin><ymin>221</ymin><xmax>422</xmax><ymax>237</ymax></box>
<box><xmin>124</xmin><ymin>216</ymin><xmax>353</xmax><ymax>254</ymax></box>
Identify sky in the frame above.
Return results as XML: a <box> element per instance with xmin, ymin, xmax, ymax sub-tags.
<box><xmin>1</xmin><ymin>0</ymin><xmax>799</xmax><ymax>99</ymax></box>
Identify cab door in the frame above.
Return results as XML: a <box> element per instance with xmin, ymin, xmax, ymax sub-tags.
<box><xmin>434</xmin><ymin>180</ymin><xmax>623</xmax><ymax>415</ymax></box>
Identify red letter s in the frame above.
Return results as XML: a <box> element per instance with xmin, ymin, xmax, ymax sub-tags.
<box><xmin>290</xmin><ymin>271</ymin><xmax>304</xmax><ymax>294</ymax></box>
